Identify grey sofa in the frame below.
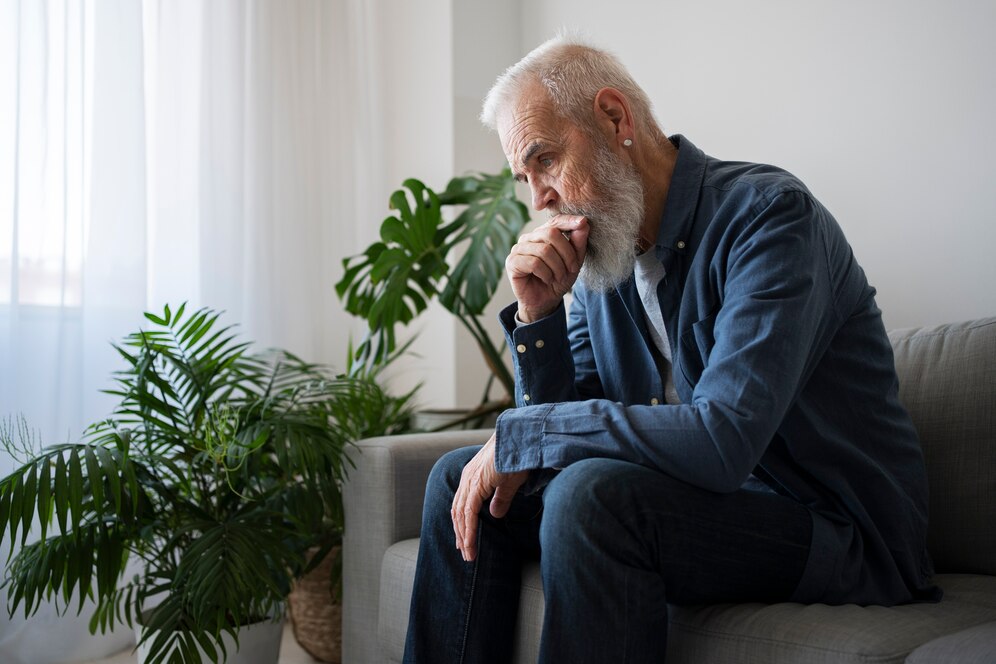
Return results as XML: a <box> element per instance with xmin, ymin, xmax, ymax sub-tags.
<box><xmin>342</xmin><ymin>317</ymin><xmax>996</xmax><ymax>663</ymax></box>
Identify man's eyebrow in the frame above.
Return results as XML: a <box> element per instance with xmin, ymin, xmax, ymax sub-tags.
<box><xmin>511</xmin><ymin>141</ymin><xmax>546</xmax><ymax>182</ymax></box>
<box><xmin>520</xmin><ymin>141</ymin><xmax>546</xmax><ymax>169</ymax></box>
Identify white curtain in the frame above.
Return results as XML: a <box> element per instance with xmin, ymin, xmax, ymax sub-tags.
<box><xmin>1</xmin><ymin>0</ymin><xmax>376</xmax><ymax>660</ymax></box>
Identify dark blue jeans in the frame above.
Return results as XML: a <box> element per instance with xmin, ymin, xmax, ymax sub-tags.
<box><xmin>403</xmin><ymin>446</ymin><xmax>813</xmax><ymax>664</ymax></box>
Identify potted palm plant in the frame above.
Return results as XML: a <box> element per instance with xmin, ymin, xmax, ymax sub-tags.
<box><xmin>336</xmin><ymin>169</ymin><xmax>531</xmax><ymax>427</ymax></box>
<box><xmin>0</xmin><ymin>304</ymin><xmax>413</xmax><ymax>664</ymax></box>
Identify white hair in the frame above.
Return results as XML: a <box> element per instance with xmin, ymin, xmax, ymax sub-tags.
<box><xmin>480</xmin><ymin>32</ymin><xmax>663</xmax><ymax>141</ymax></box>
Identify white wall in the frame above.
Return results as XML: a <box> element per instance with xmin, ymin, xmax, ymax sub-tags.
<box><xmin>369</xmin><ymin>0</ymin><xmax>523</xmax><ymax>409</ymax></box>
<box><xmin>365</xmin><ymin>0</ymin><xmax>457</xmax><ymax>407</ymax></box>
<box><xmin>516</xmin><ymin>0</ymin><xmax>996</xmax><ymax>329</ymax></box>
<box><xmin>452</xmin><ymin>1</ymin><xmax>523</xmax><ymax>407</ymax></box>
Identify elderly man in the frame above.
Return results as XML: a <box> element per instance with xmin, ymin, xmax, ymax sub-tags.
<box><xmin>403</xmin><ymin>36</ymin><xmax>937</xmax><ymax>663</ymax></box>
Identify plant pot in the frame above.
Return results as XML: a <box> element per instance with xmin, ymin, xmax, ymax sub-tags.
<box><xmin>135</xmin><ymin>611</ymin><xmax>284</xmax><ymax>664</ymax></box>
<box><xmin>288</xmin><ymin>546</ymin><xmax>342</xmax><ymax>663</ymax></box>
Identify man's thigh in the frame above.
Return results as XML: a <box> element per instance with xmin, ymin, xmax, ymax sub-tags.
<box><xmin>540</xmin><ymin>458</ymin><xmax>813</xmax><ymax>605</ymax></box>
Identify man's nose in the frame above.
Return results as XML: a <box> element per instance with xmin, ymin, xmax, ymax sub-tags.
<box><xmin>530</xmin><ymin>181</ymin><xmax>558</xmax><ymax>212</ymax></box>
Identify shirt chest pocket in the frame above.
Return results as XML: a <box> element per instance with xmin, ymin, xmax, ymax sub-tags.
<box><xmin>678</xmin><ymin>312</ymin><xmax>718</xmax><ymax>386</ymax></box>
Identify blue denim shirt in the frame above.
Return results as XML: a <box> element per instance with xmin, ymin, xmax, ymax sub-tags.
<box><xmin>495</xmin><ymin>136</ymin><xmax>936</xmax><ymax>606</ymax></box>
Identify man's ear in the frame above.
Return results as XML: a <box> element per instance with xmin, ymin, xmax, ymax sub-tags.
<box><xmin>593</xmin><ymin>87</ymin><xmax>634</xmax><ymax>148</ymax></box>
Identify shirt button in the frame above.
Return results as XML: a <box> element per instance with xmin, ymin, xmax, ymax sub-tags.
<box><xmin>523</xmin><ymin>394</ymin><xmax>531</xmax><ymax>401</ymax></box>
<box><xmin>676</xmin><ymin>240</ymin><xmax>686</xmax><ymax>249</ymax></box>
<box><xmin>535</xmin><ymin>339</ymin><xmax>545</xmax><ymax>349</ymax></box>
<box><xmin>516</xmin><ymin>344</ymin><xmax>527</xmax><ymax>353</ymax></box>
<box><xmin>650</xmin><ymin>397</ymin><xmax>660</xmax><ymax>405</ymax></box>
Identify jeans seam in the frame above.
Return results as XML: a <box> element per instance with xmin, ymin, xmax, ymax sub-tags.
<box><xmin>457</xmin><ymin>549</ymin><xmax>480</xmax><ymax>663</ymax></box>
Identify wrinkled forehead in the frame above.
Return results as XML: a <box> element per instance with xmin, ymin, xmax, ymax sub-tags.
<box><xmin>496</xmin><ymin>83</ymin><xmax>567</xmax><ymax>167</ymax></box>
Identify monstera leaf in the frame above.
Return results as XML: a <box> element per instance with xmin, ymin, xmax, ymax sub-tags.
<box><xmin>336</xmin><ymin>180</ymin><xmax>450</xmax><ymax>367</ymax></box>
<box><xmin>437</xmin><ymin>169</ymin><xmax>529</xmax><ymax>317</ymax></box>
<box><xmin>336</xmin><ymin>169</ymin><xmax>529</xmax><ymax>386</ymax></box>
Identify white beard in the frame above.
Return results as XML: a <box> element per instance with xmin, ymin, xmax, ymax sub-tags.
<box><xmin>555</xmin><ymin>140</ymin><xmax>645</xmax><ymax>293</ymax></box>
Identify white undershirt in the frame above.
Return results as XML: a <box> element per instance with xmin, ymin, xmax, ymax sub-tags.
<box><xmin>515</xmin><ymin>254</ymin><xmax>681</xmax><ymax>405</ymax></box>
<box><xmin>633</xmin><ymin>251</ymin><xmax>681</xmax><ymax>405</ymax></box>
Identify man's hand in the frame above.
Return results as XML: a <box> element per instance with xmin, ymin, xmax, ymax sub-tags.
<box><xmin>506</xmin><ymin>215</ymin><xmax>589</xmax><ymax>323</ymax></box>
<box><xmin>451</xmin><ymin>434</ymin><xmax>529</xmax><ymax>562</ymax></box>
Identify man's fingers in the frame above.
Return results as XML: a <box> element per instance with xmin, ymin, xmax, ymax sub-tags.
<box><xmin>519</xmin><ymin>220</ymin><xmax>583</xmax><ymax>274</ymax></box>
<box><xmin>451</xmin><ymin>502</ymin><xmax>462</xmax><ymax>551</ymax></box>
<box><xmin>451</xmin><ymin>497</ymin><xmax>463</xmax><ymax>555</ymax></box>
<box><xmin>452</xmin><ymin>467</ymin><xmax>485</xmax><ymax>562</ymax></box>
<box><xmin>462</xmin><ymin>489</ymin><xmax>482</xmax><ymax>561</ymax></box>
<box><xmin>547</xmin><ymin>216</ymin><xmax>589</xmax><ymax>264</ymax></box>
<box><xmin>515</xmin><ymin>240</ymin><xmax>572</xmax><ymax>279</ymax></box>
<box><xmin>452</xmin><ymin>468</ymin><xmax>471</xmax><ymax>557</ymax></box>
<box><xmin>506</xmin><ymin>253</ymin><xmax>556</xmax><ymax>285</ymax></box>
<box><xmin>490</xmin><ymin>484</ymin><xmax>515</xmax><ymax>519</ymax></box>
<box><xmin>545</xmin><ymin>214</ymin><xmax>587</xmax><ymax>232</ymax></box>
<box><xmin>490</xmin><ymin>471</ymin><xmax>529</xmax><ymax>519</ymax></box>
<box><xmin>565</xmin><ymin>218</ymin><xmax>589</xmax><ymax>262</ymax></box>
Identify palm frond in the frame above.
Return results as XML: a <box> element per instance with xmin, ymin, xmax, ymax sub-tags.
<box><xmin>1</xmin><ymin>303</ymin><xmax>414</xmax><ymax>664</ymax></box>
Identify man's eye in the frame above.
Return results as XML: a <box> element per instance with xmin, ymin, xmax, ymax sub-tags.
<box><xmin>540</xmin><ymin>157</ymin><xmax>554</xmax><ymax>168</ymax></box>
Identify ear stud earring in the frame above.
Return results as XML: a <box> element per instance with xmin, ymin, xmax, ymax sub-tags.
<box><xmin>623</xmin><ymin>138</ymin><xmax>633</xmax><ymax>147</ymax></box>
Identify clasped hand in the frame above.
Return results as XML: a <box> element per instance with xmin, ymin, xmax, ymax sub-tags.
<box><xmin>504</xmin><ymin>214</ymin><xmax>589</xmax><ymax>323</ymax></box>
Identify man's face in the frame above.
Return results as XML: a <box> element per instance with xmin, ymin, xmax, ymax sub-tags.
<box><xmin>498</xmin><ymin>88</ymin><xmax>645</xmax><ymax>292</ymax></box>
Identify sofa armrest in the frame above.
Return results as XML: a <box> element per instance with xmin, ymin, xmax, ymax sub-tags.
<box><xmin>342</xmin><ymin>429</ymin><xmax>493</xmax><ymax>664</ymax></box>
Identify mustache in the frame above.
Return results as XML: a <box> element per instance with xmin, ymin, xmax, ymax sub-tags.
<box><xmin>550</xmin><ymin>203</ymin><xmax>591</xmax><ymax>219</ymax></box>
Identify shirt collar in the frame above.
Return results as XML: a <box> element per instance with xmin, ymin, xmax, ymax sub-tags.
<box><xmin>653</xmin><ymin>134</ymin><xmax>707</xmax><ymax>261</ymax></box>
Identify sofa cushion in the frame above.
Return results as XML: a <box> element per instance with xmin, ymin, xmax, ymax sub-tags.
<box><xmin>381</xmin><ymin>539</ymin><xmax>996</xmax><ymax>664</ymax></box>
<box><xmin>667</xmin><ymin>574</ymin><xmax>996</xmax><ymax>664</ymax></box>
<box><xmin>888</xmin><ymin>318</ymin><xmax>996</xmax><ymax>575</ymax></box>
<box><xmin>906</xmin><ymin>620</ymin><xmax>996</xmax><ymax>663</ymax></box>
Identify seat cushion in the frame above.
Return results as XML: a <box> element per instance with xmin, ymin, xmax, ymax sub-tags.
<box><xmin>667</xmin><ymin>574</ymin><xmax>996</xmax><ymax>664</ymax></box>
<box><xmin>888</xmin><ymin>318</ymin><xmax>996</xmax><ymax>575</ymax></box>
<box><xmin>381</xmin><ymin>539</ymin><xmax>996</xmax><ymax>664</ymax></box>
<box><xmin>906</xmin><ymin>620</ymin><xmax>996</xmax><ymax>663</ymax></box>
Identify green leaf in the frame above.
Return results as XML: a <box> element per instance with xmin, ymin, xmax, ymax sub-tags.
<box><xmin>178</xmin><ymin>310</ymin><xmax>210</xmax><ymax>344</ymax></box>
<box><xmin>438</xmin><ymin>169</ymin><xmax>529</xmax><ymax>316</ymax></box>
<box><xmin>123</xmin><ymin>460</ymin><xmax>140</xmax><ymax>517</ymax></box>
<box><xmin>94</xmin><ymin>447</ymin><xmax>122</xmax><ymax>518</ymax></box>
<box><xmin>38</xmin><ymin>458</ymin><xmax>51</xmax><ymax>542</ymax></box>
<box><xmin>172</xmin><ymin>302</ymin><xmax>187</xmax><ymax>328</ymax></box>
<box><xmin>193</xmin><ymin>629</ymin><xmax>219</xmax><ymax>662</ymax></box>
<box><xmin>63</xmin><ymin>536</ymin><xmax>79</xmax><ymax>604</ymax></box>
<box><xmin>19</xmin><ymin>465</ymin><xmax>37</xmax><ymax>547</ymax></box>
<box><xmin>84</xmin><ymin>447</ymin><xmax>104</xmax><ymax>519</ymax></box>
<box><xmin>49</xmin><ymin>537</ymin><xmax>66</xmax><ymax>593</ymax></box>
<box><xmin>54</xmin><ymin>453</ymin><xmax>69</xmax><ymax>535</ymax></box>
<box><xmin>8</xmin><ymin>474</ymin><xmax>22</xmax><ymax>550</ymax></box>
<box><xmin>68</xmin><ymin>450</ymin><xmax>84</xmax><ymax>533</ymax></box>
<box><xmin>77</xmin><ymin>527</ymin><xmax>95</xmax><ymax>613</ymax></box>
<box><xmin>335</xmin><ymin>169</ymin><xmax>526</xmax><ymax>383</ymax></box>
<box><xmin>0</xmin><ymin>487</ymin><xmax>11</xmax><ymax>550</ymax></box>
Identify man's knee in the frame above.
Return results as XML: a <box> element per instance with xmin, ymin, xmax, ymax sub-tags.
<box><xmin>423</xmin><ymin>445</ymin><xmax>481</xmax><ymax>512</ymax></box>
<box><xmin>540</xmin><ymin>458</ymin><xmax>643</xmax><ymax>549</ymax></box>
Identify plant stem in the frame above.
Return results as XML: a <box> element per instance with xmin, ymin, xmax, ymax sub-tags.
<box><xmin>454</xmin><ymin>311</ymin><xmax>515</xmax><ymax>399</ymax></box>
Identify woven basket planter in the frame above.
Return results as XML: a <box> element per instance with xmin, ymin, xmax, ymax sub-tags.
<box><xmin>288</xmin><ymin>546</ymin><xmax>342</xmax><ymax>663</ymax></box>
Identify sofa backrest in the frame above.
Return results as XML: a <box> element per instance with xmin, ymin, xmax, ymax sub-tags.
<box><xmin>889</xmin><ymin>317</ymin><xmax>996</xmax><ymax>575</ymax></box>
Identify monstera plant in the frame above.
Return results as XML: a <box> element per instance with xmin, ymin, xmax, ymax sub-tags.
<box><xmin>336</xmin><ymin>169</ymin><xmax>531</xmax><ymax>423</ymax></box>
<box><xmin>0</xmin><ymin>304</ymin><xmax>414</xmax><ymax>663</ymax></box>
